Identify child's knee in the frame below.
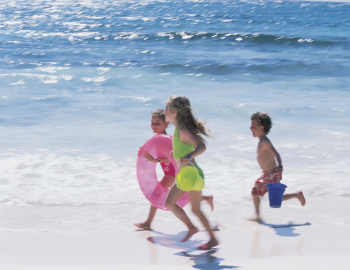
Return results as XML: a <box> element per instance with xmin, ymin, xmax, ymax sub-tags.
<box><xmin>251</xmin><ymin>187</ymin><xmax>260</xmax><ymax>197</ymax></box>
<box><xmin>191</xmin><ymin>206</ymin><xmax>202</xmax><ymax>216</ymax></box>
<box><xmin>251</xmin><ymin>193</ymin><xmax>260</xmax><ymax>201</ymax></box>
<box><xmin>164</xmin><ymin>198</ymin><xmax>174</xmax><ymax>209</ymax></box>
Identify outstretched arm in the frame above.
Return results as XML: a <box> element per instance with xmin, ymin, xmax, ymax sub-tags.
<box><xmin>144</xmin><ymin>152</ymin><xmax>170</xmax><ymax>163</ymax></box>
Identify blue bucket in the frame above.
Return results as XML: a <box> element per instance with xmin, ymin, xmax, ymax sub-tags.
<box><xmin>265</xmin><ymin>183</ymin><xmax>287</xmax><ymax>208</ymax></box>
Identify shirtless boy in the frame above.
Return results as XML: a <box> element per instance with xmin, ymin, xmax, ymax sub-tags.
<box><xmin>250</xmin><ymin>111</ymin><xmax>306</xmax><ymax>221</ymax></box>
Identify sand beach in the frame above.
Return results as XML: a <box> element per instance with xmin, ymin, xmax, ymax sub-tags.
<box><xmin>1</xmin><ymin>223</ymin><xmax>350</xmax><ymax>269</ymax></box>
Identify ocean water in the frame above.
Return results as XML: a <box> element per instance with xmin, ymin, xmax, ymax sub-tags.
<box><xmin>1</xmin><ymin>0</ymin><xmax>350</xmax><ymax>233</ymax></box>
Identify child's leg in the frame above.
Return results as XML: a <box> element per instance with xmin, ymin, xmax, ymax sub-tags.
<box><xmin>283</xmin><ymin>191</ymin><xmax>306</xmax><ymax>206</ymax></box>
<box><xmin>134</xmin><ymin>205</ymin><xmax>157</xmax><ymax>229</ymax></box>
<box><xmin>189</xmin><ymin>190</ymin><xmax>218</xmax><ymax>249</ymax></box>
<box><xmin>165</xmin><ymin>184</ymin><xmax>198</xmax><ymax>241</ymax></box>
<box><xmin>160</xmin><ymin>175</ymin><xmax>175</xmax><ymax>188</ymax></box>
<box><xmin>201</xmin><ymin>195</ymin><xmax>214</xmax><ymax>211</ymax></box>
<box><xmin>250</xmin><ymin>193</ymin><xmax>262</xmax><ymax>221</ymax></box>
<box><xmin>250</xmin><ymin>174</ymin><xmax>266</xmax><ymax>221</ymax></box>
<box><xmin>134</xmin><ymin>175</ymin><xmax>175</xmax><ymax>229</ymax></box>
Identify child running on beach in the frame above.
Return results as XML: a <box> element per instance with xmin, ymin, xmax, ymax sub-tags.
<box><xmin>134</xmin><ymin>109</ymin><xmax>213</xmax><ymax>230</ymax></box>
<box><xmin>249</xmin><ymin>111</ymin><xmax>306</xmax><ymax>222</ymax></box>
<box><xmin>164</xmin><ymin>96</ymin><xmax>218</xmax><ymax>250</ymax></box>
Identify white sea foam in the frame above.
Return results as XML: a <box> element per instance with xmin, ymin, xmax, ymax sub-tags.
<box><xmin>298</xmin><ymin>38</ymin><xmax>313</xmax><ymax>43</ymax></box>
<box><xmin>323</xmin><ymin>129</ymin><xmax>348</xmax><ymax>138</ymax></box>
<box><xmin>0</xmin><ymin>140</ymin><xmax>349</xmax><ymax>233</ymax></box>
<box><xmin>9</xmin><ymin>80</ymin><xmax>25</xmax><ymax>85</ymax></box>
<box><xmin>30</xmin><ymin>97</ymin><xmax>46</xmax><ymax>100</ymax></box>
<box><xmin>61</xmin><ymin>75</ymin><xmax>73</xmax><ymax>80</ymax></box>
<box><xmin>43</xmin><ymin>79</ymin><xmax>58</xmax><ymax>83</ymax></box>
<box><xmin>120</xmin><ymin>95</ymin><xmax>153</xmax><ymax>102</ymax></box>
<box><xmin>96</xmin><ymin>67</ymin><xmax>110</xmax><ymax>72</ymax></box>
<box><xmin>4</xmin><ymin>21</ymin><xmax>22</xmax><ymax>25</ymax></box>
<box><xmin>62</xmin><ymin>22</ymin><xmax>87</xmax><ymax>30</ymax></box>
<box><xmin>35</xmin><ymin>67</ymin><xmax>70</xmax><ymax>73</ymax></box>
<box><xmin>81</xmin><ymin>76</ymin><xmax>109</xmax><ymax>83</ymax></box>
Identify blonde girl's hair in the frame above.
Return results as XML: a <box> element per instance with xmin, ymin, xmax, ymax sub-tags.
<box><xmin>167</xmin><ymin>95</ymin><xmax>211</xmax><ymax>141</ymax></box>
<box><xmin>151</xmin><ymin>109</ymin><xmax>167</xmax><ymax>123</ymax></box>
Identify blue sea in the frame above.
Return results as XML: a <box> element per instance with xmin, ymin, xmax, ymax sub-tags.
<box><xmin>1</xmin><ymin>0</ymin><xmax>350</xmax><ymax>232</ymax></box>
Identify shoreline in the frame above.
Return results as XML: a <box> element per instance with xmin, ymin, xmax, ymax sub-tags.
<box><xmin>1</xmin><ymin>196</ymin><xmax>349</xmax><ymax>233</ymax></box>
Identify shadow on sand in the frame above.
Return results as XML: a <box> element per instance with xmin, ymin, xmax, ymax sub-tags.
<box><xmin>147</xmin><ymin>230</ymin><xmax>204</xmax><ymax>251</ymax></box>
<box><xmin>147</xmin><ymin>231</ymin><xmax>239</xmax><ymax>269</ymax></box>
<box><xmin>259</xmin><ymin>221</ymin><xmax>311</xmax><ymax>237</ymax></box>
<box><xmin>176</xmin><ymin>249</ymin><xmax>240</xmax><ymax>270</ymax></box>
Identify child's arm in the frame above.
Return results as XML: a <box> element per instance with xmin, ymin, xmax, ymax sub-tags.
<box><xmin>179</xmin><ymin>127</ymin><xmax>206</xmax><ymax>166</ymax></box>
<box><xmin>263</xmin><ymin>140</ymin><xmax>283</xmax><ymax>172</ymax></box>
<box><xmin>144</xmin><ymin>152</ymin><xmax>170</xmax><ymax>163</ymax></box>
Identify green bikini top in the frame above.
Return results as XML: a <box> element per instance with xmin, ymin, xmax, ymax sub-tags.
<box><xmin>173</xmin><ymin>125</ymin><xmax>194</xmax><ymax>160</ymax></box>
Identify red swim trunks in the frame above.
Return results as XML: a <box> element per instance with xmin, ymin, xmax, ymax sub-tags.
<box><xmin>160</xmin><ymin>161</ymin><xmax>176</xmax><ymax>177</ymax></box>
<box><xmin>251</xmin><ymin>167</ymin><xmax>282</xmax><ymax>196</ymax></box>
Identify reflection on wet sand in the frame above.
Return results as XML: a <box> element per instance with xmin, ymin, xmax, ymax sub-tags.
<box><xmin>250</xmin><ymin>227</ymin><xmax>305</xmax><ymax>259</ymax></box>
<box><xmin>147</xmin><ymin>230</ymin><xmax>238</xmax><ymax>269</ymax></box>
<box><xmin>147</xmin><ymin>230</ymin><xmax>203</xmax><ymax>251</ymax></box>
<box><xmin>176</xmin><ymin>249</ymin><xmax>238</xmax><ymax>270</ymax></box>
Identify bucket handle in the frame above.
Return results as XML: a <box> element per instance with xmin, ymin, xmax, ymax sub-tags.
<box><xmin>188</xmin><ymin>161</ymin><xmax>198</xmax><ymax>172</ymax></box>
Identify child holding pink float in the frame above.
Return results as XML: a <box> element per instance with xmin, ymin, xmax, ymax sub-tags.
<box><xmin>134</xmin><ymin>109</ymin><xmax>213</xmax><ymax>230</ymax></box>
<box><xmin>134</xmin><ymin>109</ymin><xmax>175</xmax><ymax>230</ymax></box>
<box><xmin>164</xmin><ymin>96</ymin><xmax>218</xmax><ymax>250</ymax></box>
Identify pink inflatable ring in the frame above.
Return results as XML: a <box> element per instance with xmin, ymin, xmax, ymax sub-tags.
<box><xmin>137</xmin><ymin>134</ymin><xmax>190</xmax><ymax>210</ymax></box>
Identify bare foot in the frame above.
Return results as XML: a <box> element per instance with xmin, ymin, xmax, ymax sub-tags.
<box><xmin>298</xmin><ymin>191</ymin><xmax>306</xmax><ymax>206</ymax></box>
<box><xmin>198</xmin><ymin>238</ymin><xmax>219</xmax><ymax>250</ymax></box>
<box><xmin>248</xmin><ymin>215</ymin><xmax>263</xmax><ymax>222</ymax></box>
<box><xmin>206</xmin><ymin>196</ymin><xmax>214</xmax><ymax>211</ymax></box>
<box><xmin>134</xmin><ymin>222</ymin><xmax>151</xmax><ymax>230</ymax></box>
<box><xmin>180</xmin><ymin>227</ymin><xmax>199</xmax><ymax>242</ymax></box>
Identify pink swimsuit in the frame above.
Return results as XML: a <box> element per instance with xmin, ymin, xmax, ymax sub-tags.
<box><xmin>160</xmin><ymin>161</ymin><xmax>176</xmax><ymax>177</ymax></box>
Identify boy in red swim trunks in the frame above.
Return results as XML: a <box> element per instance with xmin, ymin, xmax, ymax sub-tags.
<box><xmin>249</xmin><ymin>112</ymin><xmax>306</xmax><ymax>222</ymax></box>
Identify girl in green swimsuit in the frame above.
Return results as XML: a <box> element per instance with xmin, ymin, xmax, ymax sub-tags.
<box><xmin>164</xmin><ymin>95</ymin><xmax>218</xmax><ymax>250</ymax></box>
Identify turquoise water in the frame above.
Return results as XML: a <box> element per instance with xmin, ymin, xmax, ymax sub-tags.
<box><xmin>0</xmin><ymin>0</ymin><xmax>349</xmax><ymax>232</ymax></box>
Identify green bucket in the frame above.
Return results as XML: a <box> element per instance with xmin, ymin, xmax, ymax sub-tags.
<box><xmin>176</xmin><ymin>164</ymin><xmax>205</xmax><ymax>192</ymax></box>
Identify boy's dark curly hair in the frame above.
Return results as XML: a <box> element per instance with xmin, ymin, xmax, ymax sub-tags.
<box><xmin>251</xmin><ymin>111</ymin><xmax>272</xmax><ymax>134</ymax></box>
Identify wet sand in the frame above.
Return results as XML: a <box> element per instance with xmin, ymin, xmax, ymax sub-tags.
<box><xmin>1</xmin><ymin>224</ymin><xmax>349</xmax><ymax>270</ymax></box>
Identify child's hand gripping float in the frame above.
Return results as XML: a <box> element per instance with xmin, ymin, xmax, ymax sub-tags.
<box><xmin>137</xmin><ymin>134</ymin><xmax>190</xmax><ymax>210</ymax></box>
